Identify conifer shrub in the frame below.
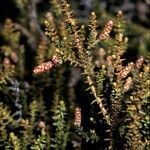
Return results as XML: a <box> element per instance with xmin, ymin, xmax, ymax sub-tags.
<box><xmin>0</xmin><ymin>0</ymin><xmax>149</xmax><ymax>149</ymax></box>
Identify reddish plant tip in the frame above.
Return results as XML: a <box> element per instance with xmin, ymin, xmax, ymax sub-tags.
<box><xmin>33</xmin><ymin>61</ymin><xmax>54</xmax><ymax>74</ymax></box>
<box><xmin>74</xmin><ymin>107</ymin><xmax>81</xmax><ymax>127</ymax></box>
<box><xmin>99</xmin><ymin>20</ymin><xmax>114</xmax><ymax>41</ymax></box>
<box><xmin>108</xmin><ymin>20</ymin><xmax>113</xmax><ymax>26</ymax></box>
<box><xmin>33</xmin><ymin>55</ymin><xmax>62</xmax><ymax>74</ymax></box>
<box><xmin>117</xmin><ymin>10</ymin><xmax>123</xmax><ymax>17</ymax></box>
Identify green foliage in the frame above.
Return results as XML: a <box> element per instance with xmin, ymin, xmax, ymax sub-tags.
<box><xmin>51</xmin><ymin>100</ymin><xmax>69</xmax><ymax>150</ymax></box>
<box><xmin>9</xmin><ymin>132</ymin><xmax>21</xmax><ymax>150</ymax></box>
<box><xmin>0</xmin><ymin>0</ymin><xmax>149</xmax><ymax>149</ymax></box>
<box><xmin>75</xmin><ymin>127</ymin><xmax>99</xmax><ymax>144</ymax></box>
<box><xmin>0</xmin><ymin>103</ymin><xmax>13</xmax><ymax>149</ymax></box>
<box><xmin>31</xmin><ymin>129</ymin><xmax>47</xmax><ymax>150</ymax></box>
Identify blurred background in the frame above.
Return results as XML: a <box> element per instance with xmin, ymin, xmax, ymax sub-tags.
<box><xmin>0</xmin><ymin>0</ymin><xmax>149</xmax><ymax>67</ymax></box>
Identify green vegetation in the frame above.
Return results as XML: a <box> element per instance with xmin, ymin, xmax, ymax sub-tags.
<box><xmin>0</xmin><ymin>0</ymin><xmax>149</xmax><ymax>149</ymax></box>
